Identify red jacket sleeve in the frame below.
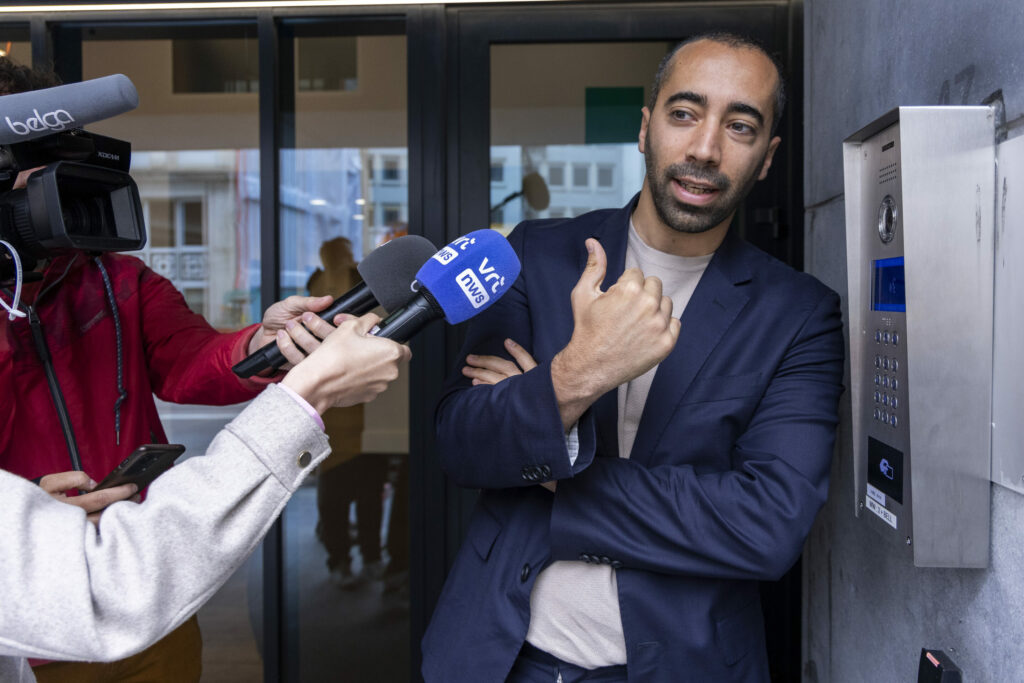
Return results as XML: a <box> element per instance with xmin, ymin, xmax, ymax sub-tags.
<box><xmin>137</xmin><ymin>266</ymin><xmax>280</xmax><ymax>405</ymax></box>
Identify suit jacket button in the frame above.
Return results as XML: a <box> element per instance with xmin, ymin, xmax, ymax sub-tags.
<box><xmin>578</xmin><ymin>553</ymin><xmax>589</xmax><ymax>562</ymax></box>
<box><xmin>600</xmin><ymin>556</ymin><xmax>611</xmax><ymax>565</ymax></box>
<box><xmin>540</xmin><ymin>465</ymin><xmax>551</xmax><ymax>477</ymax></box>
<box><xmin>297</xmin><ymin>451</ymin><xmax>312</xmax><ymax>467</ymax></box>
<box><xmin>521</xmin><ymin>467</ymin><xmax>532</xmax><ymax>480</ymax></box>
<box><xmin>610</xmin><ymin>560</ymin><xmax>623</xmax><ymax>569</ymax></box>
<box><xmin>520</xmin><ymin>564</ymin><xmax>531</xmax><ymax>582</ymax></box>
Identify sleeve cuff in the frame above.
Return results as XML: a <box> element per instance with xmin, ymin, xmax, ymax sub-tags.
<box><xmin>277</xmin><ymin>382</ymin><xmax>326</xmax><ymax>431</ymax></box>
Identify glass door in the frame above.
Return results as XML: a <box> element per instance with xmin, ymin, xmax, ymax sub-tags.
<box><xmin>276</xmin><ymin>18</ymin><xmax>411</xmax><ymax>682</ymax></box>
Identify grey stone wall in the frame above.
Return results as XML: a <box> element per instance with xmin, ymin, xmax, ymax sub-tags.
<box><xmin>801</xmin><ymin>1</ymin><xmax>1024</xmax><ymax>681</ymax></box>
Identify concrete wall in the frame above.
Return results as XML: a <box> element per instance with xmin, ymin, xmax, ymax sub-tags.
<box><xmin>802</xmin><ymin>1</ymin><xmax>1024</xmax><ymax>681</ymax></box>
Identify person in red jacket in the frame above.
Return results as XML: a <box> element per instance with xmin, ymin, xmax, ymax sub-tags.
<box><xmin>0</xmin><ymin>57</ymin><xmax>336</xmax><ymax>682</ymax></box>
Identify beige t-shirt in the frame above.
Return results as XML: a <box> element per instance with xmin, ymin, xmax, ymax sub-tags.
<box><xmin>525</xmin><ymin>222</ymin><xmax>712</xmax><ymax>667</ymax></box>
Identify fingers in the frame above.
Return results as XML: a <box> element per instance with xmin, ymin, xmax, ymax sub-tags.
<box><xmin>331</xmin><ymin>313</ymin><xmax>355</xmax><ymax>326</ymax></box>
<box><xmin>504</xmin><ymin>339</ymin><xmax>538</xmax><ymax>371</ymax></box>
<box><xmin>39</xmin><ymin>471</ymin><xmax>94</xmax><ymax>494</ymax></box>
<box><xmin>574</xmin><ymin>238</ymin><xmax>608</xmax><ymax>296</ymax></box>
<box><xmin>275</xmin><ymin>329</ymin><xmax>306</xmax><ymax>367</ymax></box>
<box><xmin>463</xmin><ymin>353</ymin><xmax>523</xmax><ymax>386</ymax></box>
<box><xmin>67</xmin><ymin>483</ymin><xmax>139</xmax><ymax>514</ymax></box>
<box><xmin>351</xmin><ymin>312</ymin><xmax>383</xmax><ymax>336</ymax></box>
<box><xmin>643</xmin><ymin>273</ymin><xmax>664</xmax><ymax>301</ymax></box>
<box><xmin>278</xmin><ymin>294</ymin><xmax>332</xmax><ymax>317</ymax></box>
<box><xmin>659</xmin><ymin>294</ymin><xmax>673</xmax><ymax>320</ymax></box>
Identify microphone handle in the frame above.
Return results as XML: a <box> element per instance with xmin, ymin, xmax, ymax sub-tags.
<box><xmin>232</xmin><ymin>284</ymin><xmax>379</xmax><ymax>378</ymax></box>
<box><xmin>373</xmin><ymin>291</ymin><xmax>444</xmax><ymax>343</ymax></box>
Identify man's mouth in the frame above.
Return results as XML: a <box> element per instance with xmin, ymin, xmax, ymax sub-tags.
<box><xmin>672</xmin><ymin>177</ymin><xmax>721</xmax><ymax>205</ymax></box>
<box><xmin>680</xmin><ymin>181</ymin><xmax>717</xmax><ymax>194</ymax></box>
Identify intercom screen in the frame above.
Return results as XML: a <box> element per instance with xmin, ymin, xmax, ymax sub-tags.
<box><xmin>872</xmin><ymin>257</ymin><xmax>906</xmax><ymax>312</ymax></box>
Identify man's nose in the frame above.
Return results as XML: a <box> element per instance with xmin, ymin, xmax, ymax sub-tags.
<box><xmin>686</xmin><ymin>122</ymin><xmax>722</xmax><ymax>166</ymax></box>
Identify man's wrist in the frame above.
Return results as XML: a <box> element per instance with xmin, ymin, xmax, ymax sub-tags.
<box><xmin>551</xmin><ymin>348</ymin><xmax>602</xmax><ymax>429</ymax></box>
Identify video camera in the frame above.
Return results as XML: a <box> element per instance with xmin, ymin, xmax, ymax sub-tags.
<box><xmin>0</xmin><ymin>74</ymin><xmax>146</xmax><ymax>284</ymax></box>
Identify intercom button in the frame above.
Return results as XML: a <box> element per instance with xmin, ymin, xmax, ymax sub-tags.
<box><xmin>876</xmin><ymin>330</ymin><xmax>882</xmax><ymax>343</ymax></box>
<box><xmin>882</xmin><ymin>376</ymin><xmax>890</xmax><ymax>388</ymax></box>
<box><xmin>892</xmin><ymin>332</ymin><xmax>900</xmax><ymax>345</ymax></box>
<box><xmin>883</xmin><ymin>331</ymin><xmax>891</xmax><ymax>344</ymax></box>
<box><xmin>875</xmin><ymin>355</ymin><xmax>882</xmax><ymax>368</ymax></box>
<box><xmin>882</xmin><ymin>394</ymin><xmax>889</xmax><ymax>406</ymax></box>
<box><xmin>892</xmin><ymin>378</ymin><xmax>899</xmax><ymax>391</ymax></box>
<box><xmin>891</xmin><ymin>359</ymin><xmax>899</xmax><ymax>372</ymax></box>
<box><xmin>890</xmin><ymin>415</ymin><xmax>898</xmax><ymax>427</ymax></box>
<box><xmin>873</xmin><ymin>408</ymin><xmax>880</xmax><ymax>420</ymax></box>
<box><xmin>874</xmin><ymin>374</ymin><xmax>881</xmax><ymax>386</ymax></box>
<box><xmin>891</xmin><ymin>397</ymin><xmax>899</xmax><ymax>409</ymax></box>
<box><xmin>874</xmin><ymin>391</ymin><xmax>881</xmax><ymax>403</ymax></box>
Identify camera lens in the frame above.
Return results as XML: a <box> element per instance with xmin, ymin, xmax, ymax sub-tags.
<box><xmin>60</xmin><ymin>191</ymin><xmax>116</xmax><ymax>239</ymax></box>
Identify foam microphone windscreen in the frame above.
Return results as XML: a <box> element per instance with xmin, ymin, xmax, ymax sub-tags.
<box><xmin>0</xmin><ymin>74</ymin><xmax>139</xmax><ymax>145</ymax></box>
<box><xmin>357</xmin><ymin>234</ymin><xmax>438</xmax><ymax>311</ymax></box>
<box><xmin>414</xmin><ymin>229</ymin><xmax>521</xmax><ymax>324</ymax></box>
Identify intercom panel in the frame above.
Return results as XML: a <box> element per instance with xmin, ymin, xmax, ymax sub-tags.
<box><xmin>843</xmin><ymin>107</ymin><xmax>994</xmax><ymax>568</ymax></box>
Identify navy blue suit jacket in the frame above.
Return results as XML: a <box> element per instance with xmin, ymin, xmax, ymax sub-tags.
<box><xmin>423</xmin><ymin>199</ymin><xmax>845</xmax><ymax>682</ymax></box>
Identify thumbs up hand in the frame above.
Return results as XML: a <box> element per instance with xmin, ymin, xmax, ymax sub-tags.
<box><xmin>551</xmin><ymin>238</ymin><xmax>680</xmax><ymax>429</ymax></box>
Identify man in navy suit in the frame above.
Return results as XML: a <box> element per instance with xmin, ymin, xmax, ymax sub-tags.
<box><xmin>424</xmin><ymin>33</ymin><xmax>844</xmax><ymax>682</ymax></box>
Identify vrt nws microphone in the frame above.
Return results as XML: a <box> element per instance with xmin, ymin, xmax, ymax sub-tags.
<box><xmin>0</xmin><ymin>74</ymin><xmax>139</xmax><ymax>145</ymax></box>
<box><xmin>232</xmin><ymin>234</ymin><xmax>437</xmax><ymax>378</ymax></box>
<box><xmin>372</xmin><ymin>229</ymin><xmax>521</xmax><ymax>342</ymax></box>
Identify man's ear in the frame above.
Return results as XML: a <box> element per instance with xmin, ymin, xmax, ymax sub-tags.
<box><xmin>757</xmin><ymin>136</ymin><xmax>782</xmax><ymax>181</ymax></box>
<box><xmin>638</xmin><ymin>106</ymin><xmax>651</xmax><ymax>154</ymax></box>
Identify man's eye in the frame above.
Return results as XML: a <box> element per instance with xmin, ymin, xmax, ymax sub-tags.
<box><xmin>671</xmin><ymin>110</ymin><xmax>694</xmax><ymax>121</ymax></box>
<box><xmin>730</xmin><ymin>122</ymin><xmax>755</xmax><ymax>135</ymax></box>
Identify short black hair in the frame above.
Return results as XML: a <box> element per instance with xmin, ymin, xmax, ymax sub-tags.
<box><xmin>647</xmin><ymin>32</ymin><xmax>787</xmax><ymax>136</ymax></box>
<box><xmin>0</xmin><ymin>56</ymin><xmax>61</xmax><ymax>96</ymax></box>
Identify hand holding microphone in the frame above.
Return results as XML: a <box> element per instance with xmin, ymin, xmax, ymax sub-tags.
<box><xmin>233</xmin><ymin>234</ymin><xmax>438</xmax><ymax>378</ymax></box>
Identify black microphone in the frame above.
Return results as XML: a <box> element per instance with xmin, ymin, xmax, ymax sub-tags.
<box><xmin>0</xmin><ymin>74</ymin><xmax>139</xmax><ymax>145</ymax></box>
<box><xmin>373</xmin><ymin>229</ymin><xmax>521</xmax><ymax>342</ymax></box>
<box><xmin>232</xmin><ymin>235</ymin><xmax>437</xmax><ymax>378</ymax></box>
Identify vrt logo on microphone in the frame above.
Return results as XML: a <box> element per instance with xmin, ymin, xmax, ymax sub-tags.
<box><xmin>432</xmin><ymin>236</ymin><xmax>477</xmax><ymax>266</ymax></box>
<box><xmin>5</xmin><ymin>108</ymin><xmax>76</xmax><ymax>136</ymax></box>
<box><xmin>456</xmin><ymin>269</ymin><xmax>490</xmax><ymax>309</ymax></box>
<box><xmin>456</xmin><ymin>257</ymin><xmax>507</xmax><ymax>309</ymax></box>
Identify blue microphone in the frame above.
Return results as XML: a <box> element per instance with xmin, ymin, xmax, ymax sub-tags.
<box><xmin>373</xmin><ymin>229</ymin><xmax>521</xmax><ymax>342</ymax></box>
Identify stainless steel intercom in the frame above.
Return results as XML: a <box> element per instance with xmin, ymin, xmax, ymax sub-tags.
<box><xmin>843</xmin><ymin>107</ymin><xmax>996</xmax><ymax>568</ymax></box>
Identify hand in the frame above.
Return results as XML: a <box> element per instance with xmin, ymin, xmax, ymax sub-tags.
<box><xmin>282</xmin><ymin>312</ymin><xmax>412</xmax><ymax>413</ymax></box>
<box><xmin>248</xmin><ymin>295</ymin><xmax>335</xmax><ymax>357</ymax></box>
<box><xmin>551</xmin><ymin>238</ymin><xmax>680</xmax><ymax>428</ymax></box>
<box><xmin>272</xmin><ymin>311</ymin><xmax>355</xmax><ymax>369</ymax></box>
<box><xmin>462</xmin><ymin>338</ymin><xmax>537</xmax><ymax>385</ymax></box>
<box><xmin>38</xmin><ymin>471</ymin><xmax>139</xmax><ymax>526</ymax></box>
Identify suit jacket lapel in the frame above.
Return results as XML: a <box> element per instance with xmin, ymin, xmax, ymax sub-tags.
<box><xmin>628</xmin><ymin>230</ymin><xmax>753</xmax><ymax>463</ymax></box>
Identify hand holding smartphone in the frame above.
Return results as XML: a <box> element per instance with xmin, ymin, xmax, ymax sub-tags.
<box><xmin>93</xmin><ymin>444</ymin><xmax>185</xmax><ymax>492</ymax></box>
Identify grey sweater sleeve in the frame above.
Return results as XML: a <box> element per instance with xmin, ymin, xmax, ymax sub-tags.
<box><xmin>0</xmin><ymin>384</ymin><xmax>330</xmax><ymax>664</ymax></box>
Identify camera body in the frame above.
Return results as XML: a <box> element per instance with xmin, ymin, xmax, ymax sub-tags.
<box><xmin>0</xmin><ymin>128</ymin><xmax>146</xmax><ymax>283</ymax></box>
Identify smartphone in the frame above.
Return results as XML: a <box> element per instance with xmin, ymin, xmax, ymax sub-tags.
<box><xmin>93</xmin><ymin>443</ymin><xmax>186</xmax><ymax>492</ymax></box>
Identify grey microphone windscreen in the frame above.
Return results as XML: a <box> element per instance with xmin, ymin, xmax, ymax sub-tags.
<box><xmin>0</xmin><ymin>74</ymin><xmax>139</xmax><ymax>145</ymax></box>
<box><xmin>357</xmin><ymin>234</ymin><xmax>438</xmax><ymax>311</ymax></box>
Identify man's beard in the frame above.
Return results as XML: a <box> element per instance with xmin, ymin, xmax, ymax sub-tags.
<box><xmin>643</xmin><ymin>130</ymin><xmax>767</xmax><ymax>235</ymax></box>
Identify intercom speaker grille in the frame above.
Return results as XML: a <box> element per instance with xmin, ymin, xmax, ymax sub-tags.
<box><xmin>878</xmin><ymin>162</ymin><xmax>898</xmax><ymax>185</ymax></box>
